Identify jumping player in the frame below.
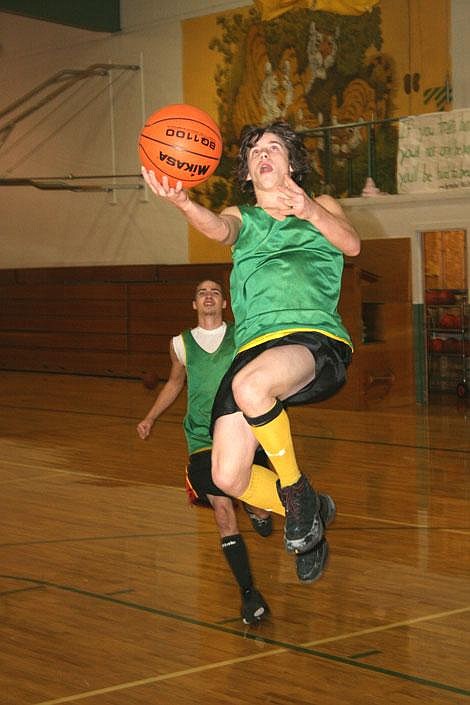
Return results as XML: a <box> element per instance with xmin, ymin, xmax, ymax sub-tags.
<box><xmin>142</xmin><ymin>121</ymin><xmax>359</xmax><ymax>581</ymax></box>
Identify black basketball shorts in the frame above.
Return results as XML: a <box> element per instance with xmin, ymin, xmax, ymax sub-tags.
<box><xmin>210</xmin><ymin>331</ymin><xmax>352</xmax><ymax>432</ymax></box>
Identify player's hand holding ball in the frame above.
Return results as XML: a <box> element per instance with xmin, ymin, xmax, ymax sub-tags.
<box><xmin>141</xmin><ymin>169</ymin><xmax>190</xmax><ymax>209</ymax></box>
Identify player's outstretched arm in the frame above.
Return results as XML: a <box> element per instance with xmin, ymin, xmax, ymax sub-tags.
<box><xmin>136</xmin><ymin>343</ymin><xmax>186</xmax><ymax>440</ymax></box>
<box><xmin>142</xmin><ymin>168</ymin><xmax>241</xmax><ymax>245</ymax></box>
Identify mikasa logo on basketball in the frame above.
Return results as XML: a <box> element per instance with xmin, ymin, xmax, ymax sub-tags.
<box><xmin>138</xmin><ymin>103</ymin><xmax>222</xmax><ymax>188</ymax></box>
<box><xmin>159</xmin><ymin>151</ymin><xmax>211</xmax><ymax>176</ymax></box>
<box><xmin>164</xmin><ymin>128</ymin><xmax>217</xmax><ymax>152</ymax></box>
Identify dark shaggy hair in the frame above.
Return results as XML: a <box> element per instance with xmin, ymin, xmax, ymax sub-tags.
<box><xmin>235</xmin><ymin>121</ymin><xmax>310</xmax><ymax>192</ymax></box>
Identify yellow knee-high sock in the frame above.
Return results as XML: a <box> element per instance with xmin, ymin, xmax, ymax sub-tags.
<box><xmin>248</xmin><ymin>405</ymin><xmax>301</xmax><ymax>488</ymax></box>
<box><xmin>238</xmin><ymin>465</ymin><xmax>285</xmax><ymax>516</ymax></box>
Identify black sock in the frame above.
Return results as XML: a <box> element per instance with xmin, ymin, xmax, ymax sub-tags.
<box><xmin>221</xmin><ymin>533</ymin><xmax>253</xmax><ymax>592</ymax></box>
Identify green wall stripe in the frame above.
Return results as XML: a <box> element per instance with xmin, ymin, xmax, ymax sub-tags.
<box><xmin>413</xmin><ymin>304</ymin><xmax>426</xmax><ymax>404</ymax></box>
<box><xmin>0</xmin><ymin>0</ymin><xmax>120</xmax><ymax>32</ymax></box>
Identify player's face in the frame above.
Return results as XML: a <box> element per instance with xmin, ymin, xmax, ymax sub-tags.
<box><xmin>246</xmin><ymin>132</ymin><xmax>290</xmax><ymax>190</ymax></box>
<box><xmin>193</xmin><ymin>281</ymin><xmax>225</xmax><ymax>315</ymax></box>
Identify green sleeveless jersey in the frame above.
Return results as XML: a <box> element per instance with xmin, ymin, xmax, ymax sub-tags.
<box><xmin>182</xmin><ymin>323</ymin><xmax>235</xmax><ymax>454</ymax></box>
<box><xmin>230</xmin><ymin>205</ymin><xmax>352</xmax><ymax>351</ymax></box>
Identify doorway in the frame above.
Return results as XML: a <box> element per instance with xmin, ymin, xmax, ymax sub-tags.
<box><xmin>422</xmin><ymin>229</ymin><xmax>468</xmax><ymax>399</ymax></box>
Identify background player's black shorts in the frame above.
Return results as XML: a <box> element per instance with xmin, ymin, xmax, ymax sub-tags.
<box><xmin>211</xmin><ymin>331</ymin><xmax>352</xmax><ymax>431</ymax></box>
<box><xmin>185</xmin><ymin>446</ymin><xmax>271</xmax><ymax>507</ymax></box>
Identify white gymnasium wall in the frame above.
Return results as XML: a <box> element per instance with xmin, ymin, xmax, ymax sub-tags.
<box><xmin>0</xmin><ymin>0</ymin><xmax>469</xmax><ymax>274</ymax></box>
<box><xmin>0</xmin><ymin>4</ymin><xmax>208</xmax><ymax>268</ymax></box>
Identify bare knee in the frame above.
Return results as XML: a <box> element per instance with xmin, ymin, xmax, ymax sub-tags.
<box><xmin>212</xmin><ymin>454</ymin><xmax>250</xmax><ymax>497</ymax></box>
<box><xmin>232</xmin><ymin>367</ymin><xmax>270</xmax><ymax>414</ymax></box>
<box><xmin>211</xmin><ymin>412</ymin><xmax>258</xmax><ymax>497</ymax></box>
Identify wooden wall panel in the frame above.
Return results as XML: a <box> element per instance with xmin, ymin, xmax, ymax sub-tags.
<box><xmin>351</xmin><ymin>238</ymin><xmax>411</xmax><ymax>304</ymax></box>
<box><xmin>128</xmin><ymin>318</ymin><xmax>195</xmax><ymax>336</ymax></box>
<box><xmin>128</xmin><ymin>334</ymin><xmax>172</xmax><ymax>354</ymax></box>
<box><xmin>0</xmin><ymin>283</ymin><xmax>127</xmax><ymax>300</ymax></box>
<box><xmin>0</xmin><ymin>348</ymin><xmax>129</xmax><ymax>376</ymax></box>
<box><xmin>338</xmin><ymin>263</ymin><xmax>364</xmax><ymax>346</ymax></box>
<box><xmin>128</xmin><ymin>282</ymin><xmax>196</xmax><ymax>300</ymax></box>
<box><xmin>127</xmin><ymin>352</ymin><xmax>170</xmax><ymax>378</ymax></box>
<box><xmin>0</xmin><ymin>316</ymin><xmax>127</xmax><ymax>334</ymax></box>
<box><xmin>333</xmin><ymin>240</ymin><xmax>415</xmax><ymax>408</ymax></box>
<box><xmin>0</xmin><ymin>269</ymin><xmax>17</xmax><ymax>285</ymax></box>
<box><xmin>0</xmin><ymin>331</ymin><xmax>126</xmax><ymax>351</ymax></box>
<box><xmin>0</xmin><ymin>264</ymin><xmax>233</xmax><ymax>382</ymax></box>
<box><xmin>10</xmin><ymin>265</ymin><xmax>159</xmax><ymax>284</ymax></box>
<box><xmin>0</xmin><ymin>299</ymin><xmax>126</xmax><ymax>318</ymax></box>
<box><xmin>0</xmin><ymin>255</ymin><xmax>414</xmax><ymax>408</ymax></box>
<box><xmin>128</xmin><ymin>300</ymin><xmax>196</xmax><ymax>321</ymax></box>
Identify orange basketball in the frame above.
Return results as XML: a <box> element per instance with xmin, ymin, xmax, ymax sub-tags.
<box><xmin>138</xmin><ymin>104</ymin><xmax>222</xmax><ymax>188</ymax></box>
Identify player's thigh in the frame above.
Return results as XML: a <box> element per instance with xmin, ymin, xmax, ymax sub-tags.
<box><xmin>233</xmin><ymin>344</ymin><xmax>316</xmax><ymax>404</ymax></box>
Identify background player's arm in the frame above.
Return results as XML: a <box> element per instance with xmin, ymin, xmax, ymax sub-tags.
<box><xmin>137</xmin><ymin>342</ymin><xmax>187</xmax><ymax>440</ymax></box>
<box><xmin>142</xmin><ymin>168</ymin><xmax>241</xmax><ymax>245</ymax></box>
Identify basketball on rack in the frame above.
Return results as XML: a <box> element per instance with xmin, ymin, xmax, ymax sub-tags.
<box><xmin>138</xmin><ymin>103</ymin><xmax>222</xmax><ymax>188</ymax></box>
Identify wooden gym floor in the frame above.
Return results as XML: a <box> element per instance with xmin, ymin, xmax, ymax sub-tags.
<box><xmin>1</xmin><ymin>371</ymin><xmax>469</xmax><ymax>704</ymax></box>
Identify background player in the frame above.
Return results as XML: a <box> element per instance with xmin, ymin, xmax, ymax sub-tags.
<box><xmin>137</xmin><ymin>280</ymin><xmax>271</xmax><ymax>624</ymax></box>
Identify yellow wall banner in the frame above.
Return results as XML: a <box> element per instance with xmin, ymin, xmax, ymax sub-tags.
<box><xmin>315</xmin><ymin>0</ymin><xmax>379</xmax><ymax>14</ymax></box>
<box><xmin>397</xmin><ymin>109</ymin><xmax>470</xmax><ymax>193</ymax></box>
<box><xmin>254</xmin><ymin>0</ymin><xmax>313</xmax><ymax>21</ymax></box>
<box><xmin>254</xmin><ymin>0</ymin><xmax>378</xmax><ymax>20</ymax></box>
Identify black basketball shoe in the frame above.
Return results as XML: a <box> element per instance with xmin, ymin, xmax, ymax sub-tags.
<box><xmin>277</xmin><ymin>474</ymin><xmax>323</xmax><ymax>554</ymax></box>
<box><xmin>319</xmin><ymin>493</ymin><xmax>336</xmax><ymax>529</ymax></box>
<box><xmin>295</xmin><ymin>493</ymin><xmax>336</xmax><ymax>582</ymax></box>
<box><xmin>295</xmin><ymin>537</ymin><xmax>329</xmax><ymax>583</ymax></box>
<box><xmin>243</xmin><ymin>503</ymin><xmax>273</xmax><ymax>537</ymax></box>
<box><xmin>241</xmin><ymin>587</ymin><xmax>270</xmax><ymax>625</ymax></box>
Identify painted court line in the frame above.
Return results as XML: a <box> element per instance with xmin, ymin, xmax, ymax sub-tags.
<box><xmin>32</xmin><ymin>604</ymin><xmax>470</xmax><ymax>705</ymax></box>
<box><xmin>302</xmin><ymin>605</ymin><xmax>470</xmax><ymax>648</ymax></box>
<box><xmin>341</xmin><ymin>512</ymin><xmax>470</xmax><ymax>535</ymax></box>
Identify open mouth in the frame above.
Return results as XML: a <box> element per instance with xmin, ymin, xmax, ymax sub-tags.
<box><xmin>259</xmin><ymin>163</ymin><xmax>273</xmax><ymax>174</ymax></box>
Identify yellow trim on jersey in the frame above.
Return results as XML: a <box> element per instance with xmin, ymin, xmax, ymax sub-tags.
<box><xmin>238</xmin><ymin>327</ymin><xmax>354</xmax><ymax>354</ymax></box>
<box><xmin>190</xmin><ymin>445</ymin><xmax>212</xmax><ymax>455</ymax></box>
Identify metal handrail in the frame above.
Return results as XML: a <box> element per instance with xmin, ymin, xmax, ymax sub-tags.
<box><xmin>299</xmin><ymin>115</ymin><xmax>402</xmax><ymax>195</ymax></box>
<box><xmin>0</xmin><ymin>175</ymin><xmax>143</xmax><ymax>192</ymax></box>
